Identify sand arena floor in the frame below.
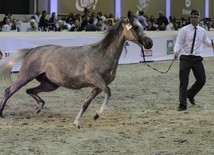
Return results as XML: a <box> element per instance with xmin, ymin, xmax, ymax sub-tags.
<box><xmin>0</xmin><ymin>58</ymin><xmax>214</xmax><ymax>155</ymax></box>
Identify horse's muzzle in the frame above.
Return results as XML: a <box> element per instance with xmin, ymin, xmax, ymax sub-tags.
<box><xmin>143</xmin><ymin>37</ymin><xmax>153</xmax><ymax>49</ymax></box>
<box><xmin>138</xmin><ymin>36</ymin><xmax>153</xmax><ymax>49</ymax></box>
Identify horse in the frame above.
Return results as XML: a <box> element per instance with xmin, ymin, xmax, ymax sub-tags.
<box><xmin>0</xmin><ymin>11</ymin><xmax>153</xmax><ymax>128</ymax></box>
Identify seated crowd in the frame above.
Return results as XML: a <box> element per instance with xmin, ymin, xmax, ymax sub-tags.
<box><xmin>0</xmin><ymin>10</ymin><xmax>116</xmax><ymax>32</ymax></box>
<box><xmin>0</xmin><ymin>10</ymin><xmax>213</xmax><ymax>32</ymax></box>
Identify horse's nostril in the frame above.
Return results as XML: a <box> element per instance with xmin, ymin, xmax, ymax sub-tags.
<box><xmin>144</xmin><ymin>41</ymin><xmax>153</xmax><ymax>49</ymax></box>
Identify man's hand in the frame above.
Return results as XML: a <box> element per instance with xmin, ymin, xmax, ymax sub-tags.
<box><xmin>211</xmin><ymin>39</ymin><xmax>214</xmax><ymax>48</ymax></box>
<box><xmin>174</xmin><ymin>51</ymin><xmax>179</xmax><ymax>59</ymax></box>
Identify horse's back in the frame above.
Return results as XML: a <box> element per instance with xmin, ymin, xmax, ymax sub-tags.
<box><xmin>18</xmin><ymin>44</ymin><xmax>94</xmax><ymax>88</ymax></box>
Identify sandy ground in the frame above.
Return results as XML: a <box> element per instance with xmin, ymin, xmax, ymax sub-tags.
<box><xmin>0</xmin><ymin>57</ymin><xmax>214</xmax><ymax>155</ymax></box>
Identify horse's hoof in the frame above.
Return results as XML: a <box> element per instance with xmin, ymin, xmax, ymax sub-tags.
<box><xmin>36</xmin><ymin>109</ymin><xmax>41</xmax><ymax>114</ymax></box>
<box><xmin>36</xmin><ymin>107</ymin><xmax>42</xmax><ymax>113</ymax></box>
<box><xmin>73</xmin><ymin>123</ymin><xmax>81</xmax><ymax>129</ymax></box>
<box><xmin>94</xmin><ymin>113</ymin><xmax>100</xmax><ymax>120</ymax></box>
<box><xmin>74</xmin><ymin>120</ymin><xmax>81</xmax><ymax>129</ymax></box>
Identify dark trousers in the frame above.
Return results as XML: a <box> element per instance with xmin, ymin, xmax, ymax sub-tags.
<box><xmin>179</xmin><ymin>55</ymin><xmax>206</xmax><ymax>105</ymax></box>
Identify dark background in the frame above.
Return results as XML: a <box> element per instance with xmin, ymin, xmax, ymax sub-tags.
<box><xmin>0</xmin><ymin>0</ymin><xmax>31</xmax><ymax>14</ymax></box>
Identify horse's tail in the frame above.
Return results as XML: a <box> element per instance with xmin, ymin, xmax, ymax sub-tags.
<box><xmin>0</xmin><ymin>48</ymin><xmax>33</xmax><ymax>81</ymax></box>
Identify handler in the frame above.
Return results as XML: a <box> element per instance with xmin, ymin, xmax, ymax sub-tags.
<box><xmin>174</xmin><ymin>9</ymin><xmax>214</xmax><ymax>111</ymax></box>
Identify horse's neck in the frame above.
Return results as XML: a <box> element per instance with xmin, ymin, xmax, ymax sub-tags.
<box><xmin>105</xmin><ymin>35</ymin><xmax>126</xmax><ymax>61</ymax></box>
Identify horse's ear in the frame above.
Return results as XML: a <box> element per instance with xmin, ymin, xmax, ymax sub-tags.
<box><xmin>127</xmin><ymin>10</ymin><xmax>132</xmax><ymax>19</ymax></box>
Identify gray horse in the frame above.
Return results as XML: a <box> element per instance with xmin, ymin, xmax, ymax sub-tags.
<box><xmin>0</xmin><ymin>12</ymin><xmax>153</xmax><ymax>128</ymax></box>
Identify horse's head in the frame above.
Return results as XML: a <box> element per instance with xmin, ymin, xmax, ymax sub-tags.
<box><xmin>122</xmin><ymin>11</ymin><xmax>153</xmax><ymax>49</ymax></box>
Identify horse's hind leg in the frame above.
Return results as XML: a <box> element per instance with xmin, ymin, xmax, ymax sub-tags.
<box><xmin>74</xmin><ymin>87</ymin><xmax>101</xmax><ymax>128</ymax></box>
<box><xmin>26</xmin><ymin>79</ymin><xmax>59</xmax><ymax>113</ymax></box>
<box><xmin>0</xmin><ymin>78</ymin><xmax>34</xmax><ymax>117</ymax></box>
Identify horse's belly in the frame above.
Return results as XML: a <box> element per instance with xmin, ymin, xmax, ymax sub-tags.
<box><xmin>47</xmin><ymin>75</ymin><xmax>92</xmax><ymax>89</ymax></box>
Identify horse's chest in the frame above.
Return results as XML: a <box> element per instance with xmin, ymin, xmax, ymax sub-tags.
<box><xmin>104</xmin><ymin>64</ymin><xmax>118</xmax><ymax>83</ymax></box>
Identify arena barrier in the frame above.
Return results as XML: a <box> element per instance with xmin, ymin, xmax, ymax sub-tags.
<box><xmin>0</xmin><ymin>31</ymin><xmax>214</xmax><ymax>72</ymax></box>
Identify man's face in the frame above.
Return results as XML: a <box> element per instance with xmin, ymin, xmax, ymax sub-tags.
<box><xmin>189</xmin><ymin>15</ymin><xmax>200</xmax><ymax>26</ymax></box>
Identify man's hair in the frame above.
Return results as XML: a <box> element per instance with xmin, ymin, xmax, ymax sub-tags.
<box><xmin>139</xmin><ymin>11</ymin><xmax>144</xmax><ymax>16</ymax></box>
<box><xmin>190</xmin><ymin>9</ymin><xmax>200</xmax><ymax>16</ymax></box>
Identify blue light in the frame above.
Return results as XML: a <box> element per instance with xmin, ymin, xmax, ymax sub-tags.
<box><xmin>115</xmin><ymin>0</ymin><xmax>121</xmax><ymax>19</ymax></box>
<box><xmin>166</xmin><ymin>0</ymin><xmax>170</xmax><ymax>18</ymax></box>
<box><xmin>50</xmin><ymin>0</ymin><xmax>58</xmax><ymax>15</ymax></box>
<box><xmin>205</xmin><ymin>0</ymin><xmax>209</xmax><ymax>17</ymax></box>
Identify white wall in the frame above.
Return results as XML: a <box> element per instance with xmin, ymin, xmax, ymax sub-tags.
<box><xmin>0</xmin><ymin>31</ymin><xmax>214</xmax><ymax>72</ymax></box>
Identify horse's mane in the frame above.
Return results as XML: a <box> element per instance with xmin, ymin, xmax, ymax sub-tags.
<box><xmin>95</xmin><ymin>19</ymin><xmax>124</xmax><ymax>49</ymax></box>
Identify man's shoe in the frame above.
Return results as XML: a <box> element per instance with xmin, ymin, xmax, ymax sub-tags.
<box><xmin>187</xmin><ymin>96</ymin><xmax>195</xmax><ymax>105</ymax></box>
<box><xmin>177</xmin><ymin>104</ymin><xmax>187</xmax><ymax>111</ymax></box>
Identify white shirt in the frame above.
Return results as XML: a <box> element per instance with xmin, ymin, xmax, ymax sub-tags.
<box><xmin>174</xmin><ymin>24</ymin><xmax>211</xmax><ymax>57</ymax></box>
<box><xmin>138</xmin><ymin>15</ymin><xmax>148</xmax><ymax>28</ymax></box>
<box><xmin>166</xmin><ymin>22</ymin><xmax>175</xmax><ymax>31</ymax></box>
<box><xmin>2</xmin><ymin>24</ymin><xmax>11</xmax><ymax>32</ymax></box>
<box><xmin>34</xmin><ymin>15</ymin><xmax>40</xmax><ymax>23</ymax></box>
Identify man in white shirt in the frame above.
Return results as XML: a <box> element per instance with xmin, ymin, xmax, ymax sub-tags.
<box><xmin>174</xmin><ymin>9</ymin><xmax>214</xmax><ymax>111</ymax></box>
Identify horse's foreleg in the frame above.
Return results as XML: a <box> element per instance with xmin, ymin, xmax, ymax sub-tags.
<box><xmin>74</xmin><ymin>87</ymin><xmax>101</xmax><ymax>128</ymax></box>
<box><xmin>94</xmin><ymin>86</ymin><xmax>111</xmax><ymax>120</ymax></box>
<box><xmin>26</xmin><ymin>80</ymin><xmax>59</xmax><ymax>113</ymax></box>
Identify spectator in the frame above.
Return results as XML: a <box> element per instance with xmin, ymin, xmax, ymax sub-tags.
<box><xmin>49</xmin><ymin>12</ymin><xmax>57</xmax><ymax>31</ymax></box>
<box><xmin>55</xmin><ymin>20</ymin><xmax>68</xmax><ymax>31</ymax></box>
<box><xmin>85</xmin><ymin>18</ymin><xmax>101</xmax><ymax>31</ymax></box>
<box><xmin>166</xmin><ymin>16</ymin><xmax>178</xmax><ymax>31</ymax></box>
<box><xmin>38</xmin><ymin>10</ymin><xmax>49</xmax><ymax>31</ymax></box>
<box><xmin>156</xmin><ymin>11</ymin><xmax>169</xmax><ymax>30</ymax></box>
<box><xmin>90</xmin><ymin>12</ymin><xmax>99</xmax><ymax>26</ymax></box>
<box><xmin>66</xmin><ymin>12</ymin><xmax>75</xmax><ymax>26</ymax></box>
<box><xmin>81</xmin><ymin>15</ymin><xmax>89</xmax><ymax>29</ymax></box>
<box><xmin>32</xmin><ymin>11</ymin><xmax>41</xmax><ymax>24</ymax></box>
<box><xmin>96</xmin><ymin>12</ymin><xmax>106</xmax><ymax>29</ymax></box>
<box><xmin>1</xmin><ymin>18</ymin><xmax>11</xmax><ymax>32</ymax></box>
<box><xmin>100</xmin><ymin>20</ymin><xmax>109</xmax><ymax>31</ymax></box>
<box><xmin>97</xmin><ymin>12</ymin><xmax>107</xmax><ymax>23</ymax></box>
<box><xmin>149</xmin><ymin>15</ymin><xmax>157</xmax><ymax>24</ymax></box>
<box><xmin>138</xmin><ymin>11</ymin><xmax>148</xmax><ymax>29</ymax></box>
<box><xmin>147</xmin><ymin>20</ymin><xmax>157</xmax><ymax>31</ymax></box>
<box><xmin>69</xmin><ymin>19</ymin><xmax>84</xmax><ymax>31</ymax></box>
<box><xmin>107</xmin><ymin>13</ymin><xmax>115</xmax><ymax>26</ymax></box>
<box><xmin>2</xmin><ymin>12</ymin><xmax>12</xmax><ymax>26</ymax></box>
<box><xmin>27</xmin><ymin>19</ymin><xmax>38</xmax><ymax>32</ymax></box>
<box><xmin>11</xmin><ymin>19</ymin><xmax>20</xmax><ymax>32</ymax></box>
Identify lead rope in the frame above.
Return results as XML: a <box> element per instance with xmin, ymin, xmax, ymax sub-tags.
<box><xmin>211</xmin><ymin>39</ymin><xmax>214</xmax><ymax>54</ymax></box>
<box><xmin>129</xmin><ymin>27</ymin><xmax>175</xmax><ymax>74</ymax></box>
<box><xmin>140</xmin><ymin>45</ymin><xmax>176</xmax><ymax>74</ymax></box>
